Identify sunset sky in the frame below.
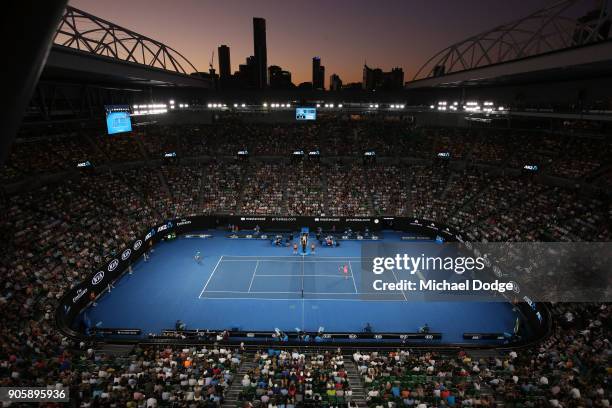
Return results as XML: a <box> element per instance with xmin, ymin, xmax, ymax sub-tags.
<box><xmin>68</xmin><ymin>0</ymin><xmax>547</xmax><ymax>84</ymax></box>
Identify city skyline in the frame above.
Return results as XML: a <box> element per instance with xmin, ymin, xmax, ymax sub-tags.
<box><xmin>68</xmin><ymin>0</ymin><xmax>548</xmax><ymax>84</ymax></box>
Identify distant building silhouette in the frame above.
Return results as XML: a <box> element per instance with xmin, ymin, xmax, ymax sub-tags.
<box><xmin>312</xmin><ymin>57</ymin><xmax>325</xmax><ymax>90</ymax></box>
<box><xmin>329</xmin><ymin>73</ymin><xmax>342</xmax><ymax>91</ymax></box>
<box><xmin>363</xmin><ymin>65</ymin><xmax>382</xmax><ymax>90</ymax></box>
<box><xmin>386</xmin><ymin>67</ymin><xmax>404</xmax><ymax>89</ymax></box>
<box><xmin>363</xmin><ymin>65</ymin><xmax>404</xmax><ymax>90</ymax></box>
<box><xmin>236</xmin><ymin>56</ymin><xmax>258</xmax><ymax>88</ymax></box>
<box><xmin>191</xmin><ymin>71</ymin><xmax>218</xmax><ymax>89</ymax></box>
<box><xmin>253</xmin><ymin>17</ymin><xmax>268</xmax><ymax>89</ymax></box>
<box><xmin>297</xmin><ymin>82</ymin><xmax>313</xmax><ymax>90</ymax></box>
<box><xmin>342</xmin><ymin>82</ymin><xmax>363</xmax><ymax>90</ymax></box>
<box><xmin>268</xmin><ymin>65</ymin><xmax>293</xmax><ymax>89</ymax></box>
<box><xmin>218</xmin><ymin>45</ymin><xmax>231</xmax><ymax>80</ymax></box>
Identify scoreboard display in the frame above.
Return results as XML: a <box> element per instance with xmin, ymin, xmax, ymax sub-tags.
<box><xmin>296</xmin><ymin>107</ymin><xmax>316</xmax><ymax>120</ymax></box>
<box><xmin>105</xmin><ymin>105</ymin><xmax>132</xmax><ymax>135</ymax></box>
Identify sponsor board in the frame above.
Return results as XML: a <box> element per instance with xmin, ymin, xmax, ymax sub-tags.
<box><xmin>72</xmin><ymin>287</ymin><xmax>88</xmax><ymax>304</ymax></box>
<box><xmin>91</xmin><ymin>271</ymin><xmax>104</xmax><ymax>285</ymax></box>
<box><xmin>121</xmin><ymin>249</ymin><xmax>131</xmax><ymax>261</ymax></box>
<box><xmin>107</xmin><ymin>259</ymin><xmax>119</xmax><ymax>272</ymax></box>
<box><xmin>145</xmin><ymin>229</ymin><xmax>155</xmax><ymax>241</ymax></box>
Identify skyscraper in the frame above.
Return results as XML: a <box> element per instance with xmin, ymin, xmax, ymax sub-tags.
<box><xmin>236</xmin><ymin>56</ymin><xmax>257</xmax><ymax>88</ymax></box>
<box><xmin>329</xmin><ymin>74</ymin><xmax>342</xmax><ymax>91</ymax></box>
<box><xmin>218</xmin><ymin>45</ymin><xmax>231</xmax><ymax>79</ymax></box>
<box><xmin>253</xmin><ymin>17</ymin><xmax>267</xmax><ymax>89</ymax></box>
<box><xmin>268</xmin><ymin>65</ymin><xmax>293</xmax><ymax>89</ymax></box>
<box><xmin>363</xmin><ymin>65</ymin><xmax>404</xmax><ymax>90</ymax></box>
<box><xmin>363</xmin><ymin>64</ymin><xmax>383</xmax><ymax>90</ymax></box>
<box><xmin>312</xmin><ymin>57</ymin><xmax>325</xmax><ymax>90</ymax></box>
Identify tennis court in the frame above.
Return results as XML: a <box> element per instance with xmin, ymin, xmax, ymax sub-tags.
<box><xmin>84</xmin><ymin>231</ymin><xmax>519</xmax><ymax>342</ymax></box>
<box><xmin>199</xmin><ymin>256</ymin><xmax>364</xmax><ymax>299</ymax></box>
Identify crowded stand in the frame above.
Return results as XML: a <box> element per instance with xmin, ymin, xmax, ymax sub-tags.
<box><xmin>92</xmin><ymin>132</ymin><xmax>146</xmax><ymax>163</ymax></box>
<box><xmin>161</xmin><ymin>164</ymin><xmax>204</xmax><ymax>218</ymax></box>
<box><xmin>466</xmin><ymin>133</ymin><xmax>510</xmax><ymax>165</ymax></box>
<box><xmin>201</xmin><ymin>162</ymin><xmax>245</xmax><ymax>215</ymax></box>
<box><xmin>355</xmin><ymin>303</ymin><xmax>610</xmax><ymax>408</ymax></box>
<box><xmin>70</xmin><ymin>344</ymin><xmax>237</xmax><ymax>406</ymax></box>
<box><xmin>241</xmin><ymin>163</ymin><xmax>285</xmax><ymax>215</ymax></box>
<box><xmin>285</xmin><ymin>162</ymin><xmax>326</xmax><ymax>216</ymax></box>
<box><xmin>367</xmin><ymin>165</ymin><xmax>410</xmax><ymax>216</ymax></box>
<box><xmin>1</xmin><ymin>138</ymin><xmax>72</xmax><ymax>181</ymax></box>
<box><xmin>139</xmin><ymin>129</ymin><xmax>181</xmax><ymax>159</ymax></box>
<box><xmin>407</xmin><ymin>165</ymin><xmax>452</xmax><ymax>222</ymax></box>
<box><xmin>1</xmin><ymin>121</ymin><xmax>610</xmax><ymax>179</ymax></box>
<box><xmin>0</xmin><ymin>120</ymin><xmax>610</xmax><ymax>407</ymax></box>
<box><xmin>326</xmin><ymin>163</ymin><xmax>372</xmax><ymax>216</ymax></box>
<box><xmin>238</xmin><ymin>349</ymin><xmax>353</xmax><ymax>408</ymax></box>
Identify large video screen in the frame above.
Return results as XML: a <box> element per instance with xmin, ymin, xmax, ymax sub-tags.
<box><xmin>105</xmin><ymin>105</ymin><xmax>132</xmax><ymax>135</ymax></box>
<box><xmin>296</xmin><ymin>107</ymin><xmax>316</xmax><ymax>120</ymax></box>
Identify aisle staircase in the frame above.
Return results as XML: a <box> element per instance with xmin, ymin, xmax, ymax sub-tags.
<box><xmin>221</xmin><ymin>356</ymin><xmax>257</xmax><ymax>408</ymax></box>
<box><xmin>344</xmin><ymin>355</ymin><xmax>369</xmax><ymax>408</ymax></box>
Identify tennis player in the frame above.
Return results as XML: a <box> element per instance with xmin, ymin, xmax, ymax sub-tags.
<box><xmin>340</xmin><ymin>264</ymin><xmax>349</xmax><ymax>279</ymax></box>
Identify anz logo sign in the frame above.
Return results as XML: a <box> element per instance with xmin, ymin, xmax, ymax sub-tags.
<box><xmin>145</xmin><ymin>229</ymin><xmax>156</xmax><ymax>241</ymax></box>
<box><xmin>92</xmin><ymin>271</ymin><xmax>105</xmax><ymax>285</ymax></box>
<box><xmin>157</xmin><ymin>221</ymin><xmax>174</xmax><ymax>233</ymax></box>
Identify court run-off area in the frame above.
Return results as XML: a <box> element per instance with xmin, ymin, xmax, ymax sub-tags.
<box><xmin>84</xmin><ymin>231</ymin><xmax>518</xmax><ymax>343</ymax></box>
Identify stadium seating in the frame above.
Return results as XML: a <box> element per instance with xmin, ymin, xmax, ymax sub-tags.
<box><xmin>0</xmin><ymin>120</ymin><xmax>609</xmax><ymax>407</ymax></box>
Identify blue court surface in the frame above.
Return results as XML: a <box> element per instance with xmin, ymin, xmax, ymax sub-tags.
<box><xmin>84</xmin><ymin>231</ymin><xmax>519</xmax><ymax>343</ymax></box>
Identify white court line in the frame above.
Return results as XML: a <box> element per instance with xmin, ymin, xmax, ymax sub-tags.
<box><xmin>203</xmin><ymin>290</ymin><xmax>377</xmax><ymax>295</ymax></box>
<box><xmin>199</xmin><ymin>297</ymin><xmax>406</xmax><ymax>302</ymax></box>
<box><xmin>198</xmin><ymin>255</ymin><xmax>401</xmax><ymax>300</ymax></box>
<box><xmin>255</xmin><ymin>274</ymin><xmax>355</xmax><ymax>278</ymax></box>
<box><xmin>220</xmin><ymin>259</ymin><xmax>366</xmax><ymax>263</ymax></box>
<box><xmin>198</xmin><ymin>255</ymin><xmax>224</xmax><ymax>298</ymax></box>
<box><xmin>220</xmin><ymin>255</ymin><xmax>366</xmax><ymax>259</ymax></box>
<box><xmin>301</xmin><ymin>256</ymin><xmax>305</xmax><ymax>330</ymax></box>
<box><xmin>204</xmin><ymin>290</ymin><xmax>301</xmax><ymax>294</ymax></box>
<box><xmin>348</xmin><ymin>261</ymin><xmax>359</xmax><ymax>294</ymax></box>
<box><xmin>390</xmin><ymin>269</ymin><xmax>408</xmax><ymax>302</ymax></box>
<box><xmin>247</xmin><ymin>260</ymin><xmax>259</xmax><ymax>293</ymax></box>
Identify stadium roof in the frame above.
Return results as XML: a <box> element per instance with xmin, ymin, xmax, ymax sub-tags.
<box><xmin>407</xmin><ymin>0</ymin><xmax>611</xmax><ymax>88</ymax></box>
<box><xmin>45</xmin><ymin>6</ymin><xmax>211</xmax><ymax>89</ymax></box>
<box><xmin>405</xmin><ymin>39</ymin><xmax>612</xmax><ymax>88</ymax></box>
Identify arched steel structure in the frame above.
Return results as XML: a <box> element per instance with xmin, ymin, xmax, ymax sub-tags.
<box><xmin>413</xmin><ymin>0</ymin><xmax>611</xmax><ymax>80</ymax></box>
<box><xmin>54</xmin><ymin>6</ymin><xmax>200</xmax><ymax>76</ymax></box>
